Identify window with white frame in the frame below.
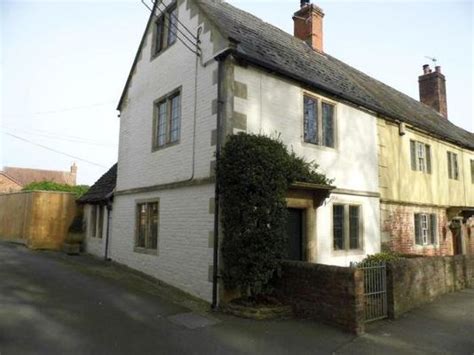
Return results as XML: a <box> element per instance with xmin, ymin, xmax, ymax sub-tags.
<box><xmin>414</xmin><ymin>213</ymin><xmax>437</xmax><ymax>245</ymax></box>
<box><xmin>447</xmin><ymin>151</ymin><xmax>459</xmax><ymax>180</ymax></box>
<box><xmin>153</xmin><ymin>89</ymin><xmax>181</xmax><ymax>150</ymax></box>
<box><xmin>304</xmin><ymin>95</ymin><xmax>335</xmax><ymax>148</ymax></box>
<box><xmin>135</xmin><ymin>201</ymin><xmax>159</xmax><ymax>251</ymax></box>
<box><xmin>410</xmin><ymin>140</ymin><xmax>431</xmax><ymax>173</ymax></box>
<box><xmin>333</xmin><ymin>204</ymin><xmax>361</xmax><ymax>251</ymax></box>
<box><xmin>89</xmin><ymin>205</ymin><xmax>103</xmax><ymax>238</ymax></box>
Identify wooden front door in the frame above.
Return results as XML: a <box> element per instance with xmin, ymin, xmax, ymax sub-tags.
<box><xmin>286</xmin><ymin>208</ymin><xmax>304</xmax><ymax>261</ymax></box>
<box><xmin>451</xmin><ymin>219</ymin><xmax>463</xmax><ymax>255</ymax></box>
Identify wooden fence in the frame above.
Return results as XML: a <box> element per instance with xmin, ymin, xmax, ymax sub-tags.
<box><xmin>0</xmin><ymin>191</ymin><xmax>76</xmax><ymax>250</ymax></box>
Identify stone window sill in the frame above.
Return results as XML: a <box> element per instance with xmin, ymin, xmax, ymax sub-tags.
<box><xmin>134</xmin><ymin>247</ymin><xmax>158</xmax><ymax>256</ymax></box>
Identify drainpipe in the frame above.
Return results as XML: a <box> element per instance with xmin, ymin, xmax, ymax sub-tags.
<box><xmin>104</xmin><ymin>191</ymin><xmax>114</xmax><ymax>261</ymax></box>
<box><xmin>212</xmin><ymin>55</ymin><xmax>228</xmax><ymax>310</ymax></box>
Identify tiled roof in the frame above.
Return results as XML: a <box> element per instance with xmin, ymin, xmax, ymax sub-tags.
<box><xmin>197</xmin><ymin>0</ymin><xmax>474</xmax><ymax>150</ymax></box>
<box><xmin>78</xmin><ymin>164</ymin><xmax>117</xmax><ymax>204</ymax></box>
<box><xmin>3</xmin><ymin>166</ymin><xmax>77</xmax><ymax>186</ymax></box>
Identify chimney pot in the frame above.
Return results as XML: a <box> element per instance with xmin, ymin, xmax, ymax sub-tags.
<box><xmin>422</xmin><ymin>64</ymin><xmax>430</xmax><ymax>74</ymax></box>
<box><xmin>435</xmin><ymin>65</ymin><xmax>441</xmax><ymax>73</ymax></box>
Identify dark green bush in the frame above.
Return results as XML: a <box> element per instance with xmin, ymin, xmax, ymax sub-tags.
<box><xmin>22</xmin><ymin>181</ymin><xmax>89</xmax><ymax>199</ymax></box>
<box><xmin>217</xmin><ymin>133</ymin><xmax>331</xmax><ymax>298</ymax></box>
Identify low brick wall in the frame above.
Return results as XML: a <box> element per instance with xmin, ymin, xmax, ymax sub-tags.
<box><xmin>275</xmin><ymin>261</ymin><xmax>365</xmax><ymax>334</ymax></box>
<box><xmin>387</xmin><ymin>255</ymin><xmax>474</xmax><ymax>318</ymax></box>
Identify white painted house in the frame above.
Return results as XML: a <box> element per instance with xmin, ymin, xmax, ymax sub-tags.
<box><xmin>83</xmin><ymin>0</ymin><xmax>387</xmax><ymax>304</ymax></box>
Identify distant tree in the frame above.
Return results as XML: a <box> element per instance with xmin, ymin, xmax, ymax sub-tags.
<box><xmin>22</xmin><ymin>181</ymin><xmax>89</xmax><ymax>198</ymax></box>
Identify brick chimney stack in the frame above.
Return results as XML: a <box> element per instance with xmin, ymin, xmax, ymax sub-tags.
<box><xmin>419</xmin><ymin>64</ymin><xmax>448</xmax><ymax>118</ymax></box>
<box><xmin>293</xmin><ymin>1</ymin><xmax>325</xmax><ymax>52</ymax></box>
<box><xmin>70</xmin><ymin>163</ymin><xmax>78</xmax><ymax>185</ymax></box>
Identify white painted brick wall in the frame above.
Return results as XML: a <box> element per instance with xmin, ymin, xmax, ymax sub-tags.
<box><xmin>113</xmin><ymin>0</ymin><xmax>223</xmax><ymax>301</ymax></box>
<box><xmin>110</xmin><ymin>184</ymin><xmax>215</xmax><ymax>301</ymax></box>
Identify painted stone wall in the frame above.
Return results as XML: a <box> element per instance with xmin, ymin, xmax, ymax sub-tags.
<box><xmin>276</xmin><ymin>260</ymin><xmax>365</xmax><ymax>334</ymax></box>
<box><xmin>387</xmin><ymin>256</ymin><xmax>474</xmax><ymax>318</ymax></box>
<box><xmin>381</xmin><ymin>202</ymin><xmax>454</xmax><ymax>256</ymax></box>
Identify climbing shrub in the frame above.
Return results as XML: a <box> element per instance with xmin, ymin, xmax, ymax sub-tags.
<box><xmin>217</xmin><ymin>133</ymin><xmax>332</xmax><ymax>298</ymax></box>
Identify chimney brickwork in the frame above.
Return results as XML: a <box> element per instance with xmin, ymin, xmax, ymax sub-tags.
<box><xmin>418</xmin><ymin>64</ymin><xmax>448</xmax><ymax>119</ymax></box>
<box><xmin>293</xmin><ymin>3</ymin><xmax>325</xmax><ymax>52</ymax></box>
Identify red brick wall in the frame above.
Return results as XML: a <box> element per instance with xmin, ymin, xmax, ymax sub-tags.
<box><xmin>276</xmin><ymin>261</ymin><xmax>365</xmax><ymax>334</ymax></box>
<box><xmin>381</xmin><ymin>203</ymin><xmax>453</xmax><ymax>256</ymax></box>
<box><xmin>466</xmin><ymin>218</ymin><xmax>474</xmax><ymax>256</ymax></box>
<box><xmin>0</xmin><ymin>175</ymin><xmax>22</xmax><ymax>193</ymax></box>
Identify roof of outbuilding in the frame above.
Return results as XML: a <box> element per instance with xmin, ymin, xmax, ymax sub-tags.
<box><xmin>78</xmin><ymin>164</ymin><xmax>117</xmax><ymax>204</ymax></box>
<box><xmin>197</xmin><ymin>0</ymin><xmax>474</xmax><ymax>150</ymax></box>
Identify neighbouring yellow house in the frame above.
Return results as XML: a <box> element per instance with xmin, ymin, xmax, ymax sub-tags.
<box><xmin>378</xmin><ymin>65</ymin><xmax>474</xmax><ymax>256</ymax></box>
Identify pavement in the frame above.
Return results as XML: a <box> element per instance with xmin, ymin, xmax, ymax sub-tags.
<box><xmin>0</xmin><ymin>241</ymin><xmax>473</xmax><ymax>355</ymax></box>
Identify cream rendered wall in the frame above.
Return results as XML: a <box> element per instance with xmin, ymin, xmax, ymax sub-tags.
<box><xmin>233</xmin><ymin>65</ymin><xmax>381</xmax><ymax>265</ymax></box>
<box><xmin>378</xmin><ymin>119</ymin><xmax>474</xmax><ymax>207</ymax></box>
<box><xmin>233</xmin><ymin>65</ymin><xmax>379</xmax><ymax>193</ymax></box>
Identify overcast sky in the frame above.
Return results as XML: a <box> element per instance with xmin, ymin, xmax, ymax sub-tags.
<box><xmin>1</xmin><ymin>0</ymin><xmax>472</xmax><ymax>185</ymax></box>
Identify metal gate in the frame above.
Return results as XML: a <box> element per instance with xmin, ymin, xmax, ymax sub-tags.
<box><xmin>351</xmin><ymin>260</ymin><xmax>388</xmax><ymax>322</ymax></box>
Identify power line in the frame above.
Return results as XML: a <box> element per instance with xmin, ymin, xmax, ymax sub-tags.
<box><xmin>141</xmin><ymin>0</ymin><xmax>200</xmax><ymax>56</ymax></box>
<box><xmin>3</xmin><ymin>132</ymin><xmax>108</xmax><ymax>168</ymax></box>
<box><xmin>2</xmin><ymin>126</ymin><xmax>116</xmax><ymax>148</ymax></box>
<box><xmin>3</xmin><ymin>101</ymin><xmax>115</xmax><ymax>117</ymax></box>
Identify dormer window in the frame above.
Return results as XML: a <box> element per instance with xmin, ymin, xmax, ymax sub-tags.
<box><xmin>152</xmin><ymin>3</ymin><xmax>178</xmax><ymax>57</ymax></box>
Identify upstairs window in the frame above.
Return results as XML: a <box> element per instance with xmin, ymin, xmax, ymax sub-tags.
<box><xmin>471</xmin><ymin>159</ymin><xmax>474</xmax><ymax>184</ymax></box>
<box><xmin>410</xmin><ymin>140</ymin><xmax>431</xmax><ymax>173</ymax></box>
<box><xmin>414</xmin><ymin>213</ymin><xmax>437</xmax><ymax>245</ymax></box>
<box><xmin>304</xmin><ymin>95</ymin><xmax>335</xmax><ymax>148</ymax></box>
<box><xmin>152</xmin><ymin>3</ymin><xmax>178</xmax><ymax>57</ymax></box>
<box><xmin>447</xmin><ymin>151</ymin><xmax>459</xmax><ymax>180</ymax></box>
<box><xmin>153</xmin><ymin>89</ymin><xmax>181</xmax><ymax>150</ymax></box>
<box><xmin>333</xmin><ymin>204</ymin><xmax>361</xmax><ymax>251</ymax></box>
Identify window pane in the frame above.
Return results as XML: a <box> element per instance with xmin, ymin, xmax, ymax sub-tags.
<box><xmin>157</xmin><ymin>101</ymin><xmax>168</xmax><ymax>147</ymax></box>
<box><xmin>453</xmin><ymin>154</ymin><xmax>459</xmax><ymax>179</ymax></box>
<box><xmin>147</xmin><ymin>203</ymin><xmax>159</xmax><ymax>250</ymax></box>
<box><xmin>167</xmin><ymin>7</ymin><xmax>178</xmax><ymax>45</ymax></box>
<box><xmin>429</xmin><ymin>214</ymin><xmax>437</xmax><ymax>244</ymax></box>
<box><xmin>137</xmin><ymin>204</ymin><xmax>147</xmax><ymax>248</ymax></box>
<box><xmin>322</xmin><ymin>102</ymin><xmax>334</xmax><ymax>148</ymax></box>
<box><xmin>333</xmin><ymin>205</ymin><xmax>344</xmax><ymax>250</ymax></box>
<box><xmin>155</xmin><ymin>19</ymin><xmax>164</xmax><ymax>54</ymax></box>
<box><xmin>416</xmin><ymin>142</ymin><xmax>425</xmax><ymax>172</ymax></box>
<box><xmin>349</xmin><ymin>206</ymin><xmax>359</xmax><ymax>249</ymax></box>
<box><xmin>90</xmin><ymin>206</ymin><xmax>97</xmax><ymax>237</ymax></box>
<box><xmin>414</xmin><ymin>214</ymin><xmax>422</xmax><ymax>245</ymax></box>
<box><xmin>410</xmin><ymin>140</ymin><xmax>417</xmax><ymax>171</ymax></box>
<box><xmin>304</xmin><ymin>96</ymin><xmax>318</xmax><ymax>144</ymax></box>
<box><xmin>447</xmin><ymin>152</ymin><xmax>452</xmax><ymax>179</ymax></box>
<box><xmin>471</xmin><ymin>160</ymin><xmax>474</xmax><ymax>184</ymax></box>
<box><xmin>169</xmin><ymin>94</ymin><xmax>180</xmax><ymax>143</ymax></box>
<box><xmin>421</xmin><ymin>214</ymin><xmax>428</xmax><ymax>244</ymax></box>
<box><xmin>97</xmin><ymin>206</ymin><xmax>104</xmax><ymax>239</ymax></box>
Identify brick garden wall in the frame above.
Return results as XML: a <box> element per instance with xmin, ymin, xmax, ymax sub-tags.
<box><xmin>275</xmin><ymin>261</ymin><xmax>365</xmax><ymax>334</ymax></box>
<box><xmin>387</xmin><ymin>255</ymin><xmax>474</xmax><ymax>318</ymax></box>
<box><xmin>381</xmin><ymin>203</ymin><xmax>453</xmax><ymax>256</ymax></box>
